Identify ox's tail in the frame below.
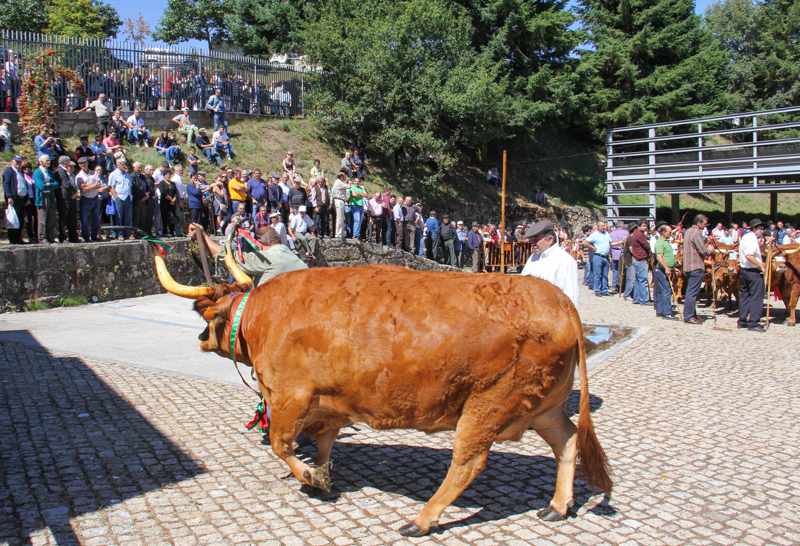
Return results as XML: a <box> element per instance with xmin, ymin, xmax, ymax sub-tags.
<box><xmin>573</xmin><ymin>313</ymin><xmax>613</xmax><ymax>495</ymax></box>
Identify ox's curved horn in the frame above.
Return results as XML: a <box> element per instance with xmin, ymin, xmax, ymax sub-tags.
<box><xmin>225</xmin><ymin>228</ymin><xmax>254</xmax><ymax>288</ymax></box>
<box><xmin>149</xmin><ymin>242</ymin><xmax>216</xmax><ymax>299</ymax></box>
<box><xmin>782</xmin><ymin>245</ymin><xmax>800</xmax><ymax>255</ymax></box>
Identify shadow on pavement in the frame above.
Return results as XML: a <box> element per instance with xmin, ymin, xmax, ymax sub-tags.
<box><xmin>0</xmin><ymin>332</ymin><xmax>205</xmax><ymax>546</ymax></box>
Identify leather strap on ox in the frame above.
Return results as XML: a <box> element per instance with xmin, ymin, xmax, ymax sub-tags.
<box><xmin>228</xmin><ymin>292</ymin><xmax>268</xmax><ymax>432</ymax></box>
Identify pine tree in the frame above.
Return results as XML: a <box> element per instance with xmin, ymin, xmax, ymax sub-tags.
<box><xmin>576</xmin><ymin>0</ymin><xmax>728</xmax><ymax>133</ymax></box>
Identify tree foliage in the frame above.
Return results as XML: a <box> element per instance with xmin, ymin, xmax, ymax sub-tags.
<box><xmin>575</xmin><ymin>0</ymin><xmax>728</xmax><ymax>134</ymax></box>
<box><xmin>224</xmin><ymin>0</ymin><xmax>308</xmax><ymax>57</ymax></box>
<box><xmin>123</xmin><ymin>13</ymin><xmax>151</xmax><ymax>43</ymax></box>
<box><xmin>302</xmin><ymin>0</ymin><xmax>526</xmax><ymax>182</ymax></box>
<box><xmin>705</xmin><ymin>0</ymin><xmax>800</xmax><ymax>112</ymax></box>
<box><xmin>153</xmin><ymin>0</ymin><xmax>230</xmax><ymax>49</ymax></box>
<box><xmin>0</xmin><ymin>0</ymin><xmax>119</xmax><ymax>37</ymax></box>
<box><xmin>47</xmin><ymin>0</ymin><xmax>106</xmax><ymax>39</ymax></box>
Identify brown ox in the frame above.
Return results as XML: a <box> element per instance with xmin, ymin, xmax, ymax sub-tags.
<box><xmin>769</xmin><ymin>245</ymin><xmax>800</xmax><ymax>326</ymax></box>
<box><xmin>149</xmin><ymin>243</ymin><xmax>612</xmax><ymax>536</ymax></box>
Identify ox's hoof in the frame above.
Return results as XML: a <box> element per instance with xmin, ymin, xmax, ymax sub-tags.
<box><xmin>398</xmin><ymin>522</ymin><xmax>428</xmax><ymax>537</ymax></box>
<box><xmin>537</xmin><ymin>507</ymin><xmax>566</xmax><ymax>521</ymax></box>
<box><xmin>300</xmin><ymin>483</ymin><xmax>340</xmax><ymax>501</ymax></box>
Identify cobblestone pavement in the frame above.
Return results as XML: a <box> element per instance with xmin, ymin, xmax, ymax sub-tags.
<box><xmin>1</xmin><ymin>285</ymin><xmax>799</xmax><ymax>546</ymax></box>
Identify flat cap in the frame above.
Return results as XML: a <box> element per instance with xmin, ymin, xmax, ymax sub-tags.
<box><xmin>750</xmin><ymin>218</ymin><xmax>765</xmax><ymax>229</ymax></box>
<box><xmin>269</xmin><ymin>212</ymin><xmax>280</xmax><ymax>218</ymax></box>
<box><xmin>429</xmin><ymin>210</ymin><xmax>437</xmax><ymax>216</ymax></box>
<box><xmin>272</xmin><ymin>173</ymin><xmax>280</xmax><ymax>179</ymax></box>
<box><xmin>442</xmin><ymin>213</ymin><xmax>449</xmax><ymax>219</ymax></box>
<box><xmin>472</xmin><ymin>221</ymin><xmax>479</xmax><ymax>227</ymax></box>
<box><xmin>524</xmin><ymin>220</ymin><xmax>554</xmax><ymax>239</ymax></box>
<box><xmin>77</xmin><ymin>157</ymin><xmax>89</xmax><ymax>164</ymax></box>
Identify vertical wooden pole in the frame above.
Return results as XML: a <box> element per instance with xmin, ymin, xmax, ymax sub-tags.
<box><xmin>501</xmin><ymin>150</ymin><xmax>507</xmax><ymax>274</ymax></box>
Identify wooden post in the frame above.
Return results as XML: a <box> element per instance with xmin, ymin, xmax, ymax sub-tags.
<box><xmin>501</xmin><ymin>150</ymin><xmax>507</xmax><ymax>274</ymax></box>
<box><xmin>770</xmin><ymin>192</ymin><xmax>778</xmax><ymax>222</ymax></box>
<box><xmin>725</xmin><ymin>193</ymin><xmax>733</xmax><ymax>225</ymax></box>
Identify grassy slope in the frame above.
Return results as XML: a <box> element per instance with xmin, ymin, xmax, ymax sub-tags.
<box><xmin>5</xmin><ymin>117</ymin><xmax>799</xmax><ymax>221</ymax></box>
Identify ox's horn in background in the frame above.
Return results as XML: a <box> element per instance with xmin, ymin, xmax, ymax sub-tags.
<box><xmin>225</xmin><ymin>228</ymin><xmax>254</xmax><ymax>288</ymax></box>
<box><xmin>149</xmin><ymin>242</ymin><xmax>216</xmax><ymax>299</ymax></box>
<box><xmin>782</xmin><ymin>246</ymin><xmax>800</xmax><ymax>255</ymax></box>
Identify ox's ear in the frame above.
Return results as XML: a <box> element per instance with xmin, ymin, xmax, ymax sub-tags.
<box><xmin>192</xmin><ymin>282</ymin><xmax>251</xmax><ymax>323</ymax></box>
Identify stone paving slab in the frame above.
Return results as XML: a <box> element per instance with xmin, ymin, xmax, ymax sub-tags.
<box><xmin>1</xmin><ymin>285</ymin><xmax>799</xmax><ymax>545</ymax></box>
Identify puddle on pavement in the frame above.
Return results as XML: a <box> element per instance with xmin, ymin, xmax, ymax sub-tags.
<box><xmin>582</xmin><ymin>324</ymin><xmax>635</xmax><ymax>358</ymax></box>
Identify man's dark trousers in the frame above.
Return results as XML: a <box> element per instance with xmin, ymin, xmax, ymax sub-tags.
<box><xmin>738</xmin><ymin>268</ymin><xmax>764</xmax><ymax>328</ymax></box>
<box><xmin>683</xmin><ymin>269</ymin><xmax>705</xmax><ymax>320</ymax></box>
<box><xmin>654</xmin><ymin>268</ymin><xmax>673</xmax><ymax>315</ymax></box>
<box><xmin>7</xmin><ymin>197</ymin><xmax>27</xmax><ymax>243</ymax></box>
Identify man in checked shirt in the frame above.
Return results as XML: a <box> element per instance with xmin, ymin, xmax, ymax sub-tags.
<box><xmin>681</xmin><ymin>214</ymin><xmax>715</xmax><ymax>324</ymax></box>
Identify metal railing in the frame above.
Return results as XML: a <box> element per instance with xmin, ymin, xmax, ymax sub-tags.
<box><xmin>605</xmin><ymin>106</ymin><xmax>800</xmax><ymax>222</ymax></box>
<box><xmin>0</xmin><ymin>30</ymin><xmax>309</xmax><ymax>116</ymax></box>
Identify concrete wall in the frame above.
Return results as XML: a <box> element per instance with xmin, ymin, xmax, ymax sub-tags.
<box><xmin>1</xmin><ymin>110</ymin><xmax>271</xmax><ymax>138</ymax></box>
<box><xmin>0</xmin><ymin>237</ymin><xmax>460</xmax><ymax>309</ymax></box>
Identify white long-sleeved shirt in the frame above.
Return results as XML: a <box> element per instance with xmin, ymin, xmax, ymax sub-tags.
<box><xmin>520</xmin><ymin>244</ymin><xmax>579</xmax><ymax>307</ymax></box>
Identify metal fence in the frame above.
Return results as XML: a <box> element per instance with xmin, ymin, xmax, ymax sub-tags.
<box><xmin>0</xmin><ymin>30</ymin><xmax>308</xmax><ymax>116</ymax></box>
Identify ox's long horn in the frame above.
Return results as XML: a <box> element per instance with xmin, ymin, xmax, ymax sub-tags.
<box><xmin>149</xmin><ymin>242</ymin><xmax>216</xmax><ymax>299</ymax></box>
<box><xmin>225</xmin><ymin>228</ymin><xmax>254</xmax><ymax>288</ymax></box>
<box><xmin>782</xmin><ymin>246</ymin><xmax>800</xmax><ymax>255</ymax></box>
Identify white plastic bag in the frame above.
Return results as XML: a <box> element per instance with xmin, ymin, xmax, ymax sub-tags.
<box><xmin>5</xmin><ymin>204</ymin><xmax>20</xmax><ymax>229</ymax></box>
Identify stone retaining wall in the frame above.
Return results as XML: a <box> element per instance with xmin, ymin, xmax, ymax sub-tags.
<box><xmin>0</xmin><ymin>237</ymin><xmax>460</xmax><ymax>309</ymax></box>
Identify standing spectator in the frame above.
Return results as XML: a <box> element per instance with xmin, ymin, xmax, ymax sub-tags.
<box><xmin>33</xmin><ymin>156</ymin><xmax>58</xmax><ymax>244</ymax></box>
<box><xmin>206</xmin><ymin>88</ymin><xmax>228</xmax><ymax>131</ymax></box>
<box><xmin>159</xmin><ymin>169</ymin><xmax>179</xmax><ymax>236</ymax></box>
<box><xmin>621</xmin><ymin>221</ymin><xmax>636</xmax><ymax>300</ymax></box>
<box><xmin>228</xmin><ymin>171</ymin><xmax>248</xmax><ymax>213</ymax></box>
<box><xmin>0</xmin><ymin>118</ymin><xmax>13</xmax><ymax>152</ymax></box>
<box><xmin>583</xmin><ymin>221</ymin><xmax>614</xmax><ymax>297</ymax></box>
<box><xmin>682</xmin><ymin>214</ymin><xmax>713</xmax><ymax>324</ymax></box>
<box><xmin>425</xmin><ymin>211</ymin><xmax>441</xmax><ymax>260</ymax></box>
<box><xmin>352</xmin><ymin>148</ymin><xmax>365</xmax><ymax>179</ymax></box>
<box><xmin>76</xmin><ymin>157</ymin><xmax>102</xmax><ymax>242</ymax></box>
<box><xmin>520</xmin><ymin>220</ymin><xmax>580</xmax><ymax>306</ymax></box>
<box><xmin>348</xmin><ymin>177</ymin><xmax>368</xmax><ymax>240</ymax></box>
<box><xmin>381</xmin><ymin>189</ymin><xmax>392</xmax><ymax>245</ymax></box>
<box><xmin>143</xmin><ymin>164</ymin><xmax>157</xmax><ymax>235</ymax></box>
<box><xmin>467</xmin><ymin>222</ymin><xmax>483</xmax><ymax>272</ymax></box>
<box><xmin>369</xmin><ymin>191</ymin><xmax>385</xmax><ymax>244</ymax></box>
<box><xmin>629</xmin><ymin>219</ymin><xmax>651</xmax><ymax>304</ymax></box>
<box><xmin>393</xmin><ymin>195</ymin><xmax>404</xmax><ymax>250</ymax></box>
<box><xmin>126</xmin><ymin>109</ymin><xmax>151</xmax><ymax>147</ymax></box>
<box><xmin>281</xmin><ymin>151</ymin><xmax>296</xmax><ymax>177</ymax></box>
<box><xmin>0</xmin><ymin>68</ymin><xmax>8</xmax><ymax>113</ymax></box>
<box><xmin>3</xmin><ymin>154</ymin><xmax>28</xmax><ymax>244</ymax></box>
<box><xmin>173</xmin><ymin>107</ymin><xmax>198</xmax><ymax>144</ymax></box>
<box><xmin>54</xmin><ymin>156</ymin><xmax>79</xmax><ymax>243</ymax></box>
<box><xmin>187</xmin><ymin>172</ymin><xmax>205</xmax><ymax>225</ymax></box>
<box><xmin>247</xmin><ymin>169</ymin><xmax>268</xmax><ymax>210</ymax></box>
<box><xmin>213</xmin><ymin>126</ymin><xmax>233</xmax><ymax>159</ymax></box>
<box><xmin>580</xmin><ymin>225</ymin><xmax>594</xmax><ymax>286</ymax></box>
<box><xmin>312</xmin><ymin>176</ymin><xmax>331</xmax><ymax>238</ymax></box>
<box><xmin>738</xmin><ymin>218</ymin><xmax>769</xmax><ymax>332</ymax></box>
<box><xmin>440</xmin><ymin>214</ymin><xmax>457</xmax><ymax>266</ymax></box>
<box><xmin>195</xmin><ymin>128</ymin><xmax>221</xmax><ymax>166</ymax></box>
<box><xmin>609</xmin><ymin>220</ymin><xmax>628</xmax><ymax>293</ymax></box>
<box><xmin>267</xmin><ymin>173</ymin><xmax>283</xmax><ymax>214</ymax></box>
<box><xmin>653</xmin><ymin>224</ymin><xmax>679</xmax><ymax>320</ymax></box>
<box><xmin>77</xmin><ymin>93</ymin><xmax>113</xmax><ymax>139</ymax></box>
<box><xmin>130</xmin><ymin>162</ymin><xmax>150</xmax><ymax>231</ymax></box>
<box><xmin>287</xmin><ymin>205</ymin><xmax>317</xmax><ymax>260</ymax></box>
<box><xmin>172</xmin><ymin>164</ymin><xmax>187</xmax><ymax>235</ymax></box>
<box><xmin>108</xmin><ymin>158</ymin><xmax>134</xmax><ymax>239</ymax></box>
<box><xmin>332</xmin><ymin>172</ymin><xmax>349</xmax><ymax>239</ymax></box>
<box><xmin>277</xmin><ymin>174</ymin><xmax>292</xmax><ymax>224</ymax></box>
<box><xmin>34</xmin><ymin>125</ymin><xmax>56</xmax><ymax>160</ymax></box>
<box><xmin>21</xmin><ymin>161</ymin><xmax>37</xmax><ymax>243</ymax></box>
<box><xmin>287</xmin><ymin>176</ymin><xmax>308</xmax><ymax>213</ymax></box>
<box><xmin>455</xmin><ymin>220</ymin><xmax>467</xmax><ymax>267</ymax></box>
<box><xmin>401</xmin><ymin>197</ymin><xmax>418</xmax><ymax>252</ymax></box>
<box><xmin>5</xmin><ymin>51</ymin><xmax>19</xmax><ymax>112</ymax></box>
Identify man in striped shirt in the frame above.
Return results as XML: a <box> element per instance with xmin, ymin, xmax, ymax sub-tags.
<box><xmin>682</xmin><ymin>214</ymin><xmax>713</xmax><ymax>324</ymax></box>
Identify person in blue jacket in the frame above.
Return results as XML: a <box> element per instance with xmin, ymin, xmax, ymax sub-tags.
<box><xmin>186</xmin><ymin>171</ymin><xmax>205</xmax><ymax>226</ymax></box>
<box><xmin>425</xmin><ymin>210</ymin><xmax>441</xmax><ymax>260</ymax></box>
<box><xmin>33</xmin><ymin>155</ymin><xmax>59</xmax><ymax>244</ymax></box>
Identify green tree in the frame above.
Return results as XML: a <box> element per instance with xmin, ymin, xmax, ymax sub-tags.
<box><xmin>153</xmin><ymin>0</ymin><xmax>230</xmax><ymax>49</ymax></box>
<box><xmin>225</xmin><ymin>0</ymin><xmax>309</xmax><ymax>57</ymax></box>
<box><xmin>576</xmin><ymin>0</ymin><xmax>728</xmax><ymax>134</ymax></box>
<box><xmin>46</xmin><ymin>0</ymin><xmax>105</xmax><ymax>39</ymax></box>
<box><xmin>302</xmin><ymin>0</ymin><xmax>523</xmax><ymax>182</ymax></box>
<box><xmin>123</xmin><ymin>13</ymin><xmax>151</xmax><ymax>43</ymax></box>
<box><xmin>705</xmin><ymin>0</ymin><xmax>800</xmax><ymax>111</ymax></box>
<box><xmin>0</xmin><ymin>0</ymin><xmax>49</xmax><ymax>32</ymax></box>
<box><xmin>95</xmin><ymin>1</ymin><xmax>122</xmax><ymax>38</ymax></box>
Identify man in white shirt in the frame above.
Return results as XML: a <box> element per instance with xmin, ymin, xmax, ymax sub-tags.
<box><xmin>520</xmin><ymin>220</ymin><xmax>579</xmax><ymax>307</ymax></box>
<box><xmin>269</xmin><ymin>212</ymin><xmax>288</xmax><ymax>246</ymax></box>
<box><xmin>126</xmin><ymin>109</ymin><xmax>150</xmax><ymax>147</ymax></box>
<box><xmin>171</xmin><ymin>164</ymin><xmax>185</xmax><ymax>235</ymax></box>
<box><xmin>737</xmin><ymin>218</ymin><xmax>771</xmax><ymax>332</ymax></box>
<box><xmin>331</xmin><ymin>172</ymin><xmax>350</xmax><ymax>239</ymax></box>
<box><xmin>212</xmin><ymin>127</ymin><xmax>233</xmax><ymax>158</ymax></box>
<box><xmin>287</xmin><ymin>205</ymin><xmax>317</xmax><ymax>259</ymax></box>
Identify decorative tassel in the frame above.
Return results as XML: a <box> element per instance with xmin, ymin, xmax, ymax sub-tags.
<box><xmin>245</xmin><ymin>398</ymin><xmax>269</xmax><ymax>433</ymax></box>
